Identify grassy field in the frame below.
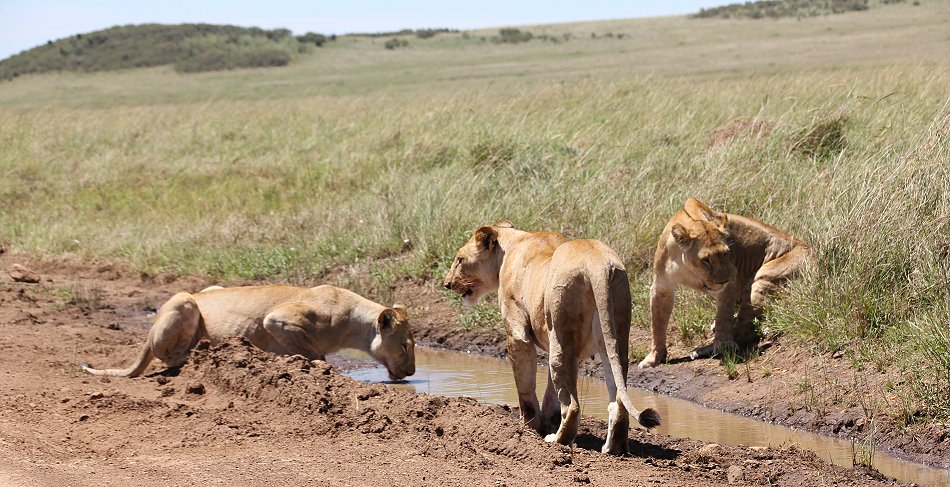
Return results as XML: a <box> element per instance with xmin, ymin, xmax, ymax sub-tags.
<box><xmin>1</xmin><ymin>1</ymin><xmax>948</xmax><ymax>422</ymax></box>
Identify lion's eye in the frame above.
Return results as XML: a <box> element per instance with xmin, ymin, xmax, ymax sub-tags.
<box><xmin>456</xmin><ymin>257</ymin><xmax>463</xmax><ymax>265</ymax></box>
<box><xmin>701</xmin><ymin>257</ymin><xmax>710</xmax><ymax>267</ymax></box>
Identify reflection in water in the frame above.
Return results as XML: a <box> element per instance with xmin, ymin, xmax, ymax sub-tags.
<box><xmin>342</xmin><ymin>347</ymin><xmax>948</xmax><ymax>487</ymax></box>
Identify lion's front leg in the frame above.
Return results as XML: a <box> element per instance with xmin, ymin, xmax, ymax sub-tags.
<box><xmin>639</xmin><ymin>280</ymin><xmax>674</xmax><ymax>368</ymax></box>
<box><xmin>507</xmin><ymin>336</ymin><xmax>542</xmax><ymax>432</ymax></box>
<box><xmin>262</xmin><ymin>302</ymin><xmax>323</xmax><ymax>360</ymax></box>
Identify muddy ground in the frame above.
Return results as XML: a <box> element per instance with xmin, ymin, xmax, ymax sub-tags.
<box><xmin>0</xmin><ymin>252</ymin><xmax>938</xmax><ymax>486</ymax></box>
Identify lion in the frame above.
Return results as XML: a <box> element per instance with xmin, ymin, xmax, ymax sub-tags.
<box><xmin>638</xmin><ymin>197</ymin><xmax>811</xmax><ymax>368</ymax></box>
<box><xmin>443</xmin><ymin>221</ymin><xmax>660</xmax><ymax>455</ymax></box>
<box><xmin>82</xmin><ymin>285</ymin><xmax>416</xmax><ymax>380</ymax></box>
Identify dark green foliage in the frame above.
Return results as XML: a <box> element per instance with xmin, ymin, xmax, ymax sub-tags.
<box><xmin>789</xmin><ymin>115</ymin><xmax>848</xmax><ymax>157</ymax></box>
<box><xmin>415</xmin><ymin>29</ymin><xmax>452</xmax><ymax>39</ymax></box>
<box><xmin>0</xmin><ymin>23</ymin><xmax>331</xmax><ymax>80</ymax></box>
<box><xmin>469</xmin><ymin>140</ymin><xmax>516</xmax><ymax>167</ymax></box>
<box><xmin>349</xmin><ymin>28</ymin><xmax>456</xmax><ymax>38</ymax></box>
<box><xmin>494</xmin><ymin>28</ymin><xmax>533</xmax><ymax>44</ymax></box>
<box><xmin>384</xmin><ymin>39</ymin><xmax>410</xmax><ymax>50</ymax></box>
<box><xmin>296</xmin><ymin>32</ymin><xmax>328</xmax><ymax>46</ymax></box>
<box><xmin>694</xmin><ymin>0</ymin><xmax>873</xmax><ymax>19</ymax></box>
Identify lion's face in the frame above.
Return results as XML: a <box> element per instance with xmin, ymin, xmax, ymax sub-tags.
<box><xmin>671</xmin><ymin>200</ymin><xmax>736</xmax><ymax>293</ymax></box>
<box><xmin>371</xmin><ymin>305</ymin><xmax>415</xmax><ymax>381</ymax></box>
<box><xmin>442</xmin><ymin>226</ymin><xmax>502</xmax><ymax>307</ymax></box>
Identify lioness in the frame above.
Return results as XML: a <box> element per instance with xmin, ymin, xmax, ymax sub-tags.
<box><xmin>638</xmin><ymin>198</ymin><xmax>811</xmax><ymax>368</ymax></box>
<box><xmin>82</xmin><ymin>285</ymin><xmax>416</xmax><ymax>380</ymax></box>
<box><xmin>443</xmin><ymin>222</ymin><xmax>660</xmax><ymax>454</ymax></box>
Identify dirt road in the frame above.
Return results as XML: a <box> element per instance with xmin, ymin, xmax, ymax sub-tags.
<box><xmin>0</xmin><ymin>253</ymin><xmax>909</xmax><ymax>485</ymax></box>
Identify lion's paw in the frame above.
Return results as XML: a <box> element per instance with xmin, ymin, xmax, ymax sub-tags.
<box><xmin>637</xmin><ymin>350</ymin><xmax>665</xmax><ymax>368</ymax></box>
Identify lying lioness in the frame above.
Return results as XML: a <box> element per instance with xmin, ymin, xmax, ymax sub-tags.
<box><xmin>639</xmin><ymin>198</ymin><xmax>811</xmax><ymax>368</ymax></box>
<box><xmin>82</xmin><ymin>285</ymin><xmax>416</xmax><ymax>380</ymax></box>
<box><xmin>443</xmin><ymin>221</ymin><xmax>660</xmax><ymax>454</ymax></box>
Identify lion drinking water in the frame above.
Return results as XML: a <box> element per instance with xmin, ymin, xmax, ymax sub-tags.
<box><xmin>82</xmin><ymin>285</ymin><xmax>416</xmax><ymax>380</ymax></box>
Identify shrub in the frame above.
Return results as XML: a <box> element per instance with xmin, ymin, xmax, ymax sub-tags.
<box><xmin>384</xmin><ymin>39</ymin><xmax>409</xmax><ymax>50</ymax></box>
<box><xmin>296</xmin><ymin>32</ymin><xmax>328</xmax><ymax>46</ymax></box>
<box><xmin>495</xmin><ymin>28</ymin><xmax>533</xmax><ymax>44</ymax></box>
<box><xmin>693</xmin><ymin>0</ymin><xmax>873</xmax><ymax>19</ymax></box>
<box><xmin>789</xmin><ymin>114</ymin><xmax>848</xmax><ymax>158</ymax></box>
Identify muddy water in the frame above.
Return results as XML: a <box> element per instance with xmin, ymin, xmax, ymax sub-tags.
<box><xmin>343</xmin><ymin>347</ymin><xmax>948</xmax><ymax>487</ymax></box>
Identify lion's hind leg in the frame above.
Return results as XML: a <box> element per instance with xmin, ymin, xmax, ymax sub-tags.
<box><xmin>147</xmin><ymin>292</ymin><xmax>202</xmax><ymax>369</ymax></box>
<box><xmin>543</xmin><ymin>286</ymin><xmax>589</xmax><ymax>446</ymax></box>
<box><xmin>544</xmin><ymin>340</ymin><xmax>581</xmax><ymax>447</ymax></box>
<box><xmin>82</xmin><ymin>291</ymin><xmax>200</xmax><ymax>377</ymax></box>
<box><xmin>595</xmin><ymin>312</ymin><xmax>631</xmax><ymax>455</ymax></box>
<box><xmin>735</xmin><ymin>245</ymin><xmax>810</xmax><ymax>347</ymax></box>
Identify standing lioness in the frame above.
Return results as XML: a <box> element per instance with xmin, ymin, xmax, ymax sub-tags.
<box><xmin>443</xmin><ymin>222</ymin><xmax>660</xmax><ymax>454</ymax></box>
<box><xmin>639</xmin><ymin>198</ymin><xmax>811</xmax><ymax>368</ymax></box>
<box><xmin>82</xmin><ymin>285</ymin><xmax>416</xmax><ymax>380</ymax></box>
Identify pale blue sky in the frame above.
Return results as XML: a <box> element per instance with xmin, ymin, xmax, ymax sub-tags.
<box><xmin>0</xmin><ymin>1</ymin><xmax>729</xmax><ymax>60</ymax></box>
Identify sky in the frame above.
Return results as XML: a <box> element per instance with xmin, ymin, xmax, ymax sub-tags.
<box><xmin>0</xmin><ymin>1</ymin><xmax>729</xmax><ymax>60</ymax></box>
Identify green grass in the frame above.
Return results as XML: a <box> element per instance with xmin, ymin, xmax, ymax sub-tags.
<box><xmin>458</xmin><ymin>301</ymin><xmax>504</xmax><ymax>332</ymax></box>
<box><xmin>0</xmin><ymin>1</ymin><xmax>948</xmax><ymax>422</ymax></box>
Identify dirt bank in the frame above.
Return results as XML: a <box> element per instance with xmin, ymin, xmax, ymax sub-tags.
<box><xmin>408</xmin><ymin>286</ymin><xmax>950</xmax><ymax>473</ymax></box>
<box><xmin>0</xmin><ymin>253</ymin><xmax>923</xmax><ymax>485</ymax></box>
<box><xmin>388</xmin><ymin>267</ymin><xmax>949</xmax><ymax>472</ymax></box>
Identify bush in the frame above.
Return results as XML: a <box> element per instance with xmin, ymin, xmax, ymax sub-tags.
<box><xmin>296</xmin><ymin>32</ymin><xmax>328</xmax><ymax>46</ymax></box>
<box><xmin>384</xmin><ymin>39</ymin><xmax>409</xmax><ymax>50</ymax></box>
<box><xmin>495</xmin><ymin>28</ymin><xmax>533</xmax><ymax>44</ymax></box>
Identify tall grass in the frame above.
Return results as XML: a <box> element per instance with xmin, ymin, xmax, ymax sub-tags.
<box><xmin>0</xmin><ymin>3</ymin><xmax>948</xmax><ymax>421</ymax></box>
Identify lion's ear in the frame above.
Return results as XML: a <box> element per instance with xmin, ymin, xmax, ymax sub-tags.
<box><xmin>391</xmin><ymin>303</ymin><xmax>409</xmax><ymax>320</ymax></box>
<box><xmin>377</xmin><ymin>308</ymin><xmax>398</xmax><ymax>332</ymax></box>
<box><xmin>684</xmin><ymin>197</ymin><xmax>721</xmax><ymax>223</ymax></box>
<box><xmin>715</xmin><ymin>213</ymin><xmax>728</xmax><ymax>231</ymax></box>
<box><xmin>493</xmin><ymin>220</ymin><xmax>514</xmax><ymax>229</ymax></box>
<box><xmin>671</xmin><ymin>223</ymin><xmax>691</xmax><ymax>244</ymax></box>
<box><xmin>473</xmin><ymin>226</ymin><xmax>498</xmax><ymax>252</ymax></box>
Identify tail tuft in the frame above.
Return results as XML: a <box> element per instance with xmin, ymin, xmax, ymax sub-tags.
<box><xmin>637</xmin><ymin>408</ymin><xmax>662</xmax><ymax>429</ymax></box>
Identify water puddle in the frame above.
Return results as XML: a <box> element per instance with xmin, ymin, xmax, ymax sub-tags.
<box><xmin>342</xmin><ymin>347</ymin><xmax>948</xmax><ymax>487</ymax></box>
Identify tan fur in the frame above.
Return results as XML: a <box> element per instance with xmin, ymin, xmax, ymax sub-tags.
<box><xmin>639</xmin><ymin>197</ymin><xmax>811</xmax><ymax>368</ymax></box>
<box><xmin>82</xmin><ymin>285</ymin><xmax>415</xmax><ymax>380</ymax></box>
<box><xmin>444</xmin><ymin>222</ymin><xmax>659</xmax><ymax>454</ymax></box>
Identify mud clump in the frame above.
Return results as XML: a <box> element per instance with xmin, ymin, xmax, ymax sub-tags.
<box><xmin>8</xmin><ymin>263</ymin><xmax>40</xmax><ymax>283</ymax></box>
<box><xmin>182</xmin><ymin>337</ymin><xmax>552</xmax><ymax>466</ymax></box>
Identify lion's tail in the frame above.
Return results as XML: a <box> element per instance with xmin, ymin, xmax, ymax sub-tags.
<box><xmin>592</xmin><ymin>263</ymin><xmax>661</xmax><ymax>430</ymax></box>
<box><xmin>81</xmin><ymin>341</ymin><xmax>154</xmax><ymax>378</ymax></box>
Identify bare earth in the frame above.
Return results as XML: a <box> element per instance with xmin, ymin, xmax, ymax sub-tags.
<box><xmin>0</xmin><ymin>253</ymin><xmax>925</xmax><ymax>486</ymax></box>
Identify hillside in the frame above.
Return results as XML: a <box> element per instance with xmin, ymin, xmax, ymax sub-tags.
<box><xmin>0</xmin><ymin>23</ymin><xmax>329</xmax><ymax>80</ymax></box>
<box><xmin>694</xmin><ymin>0</ymin><xmax>911</xmax><ymax>18</ymax></box>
